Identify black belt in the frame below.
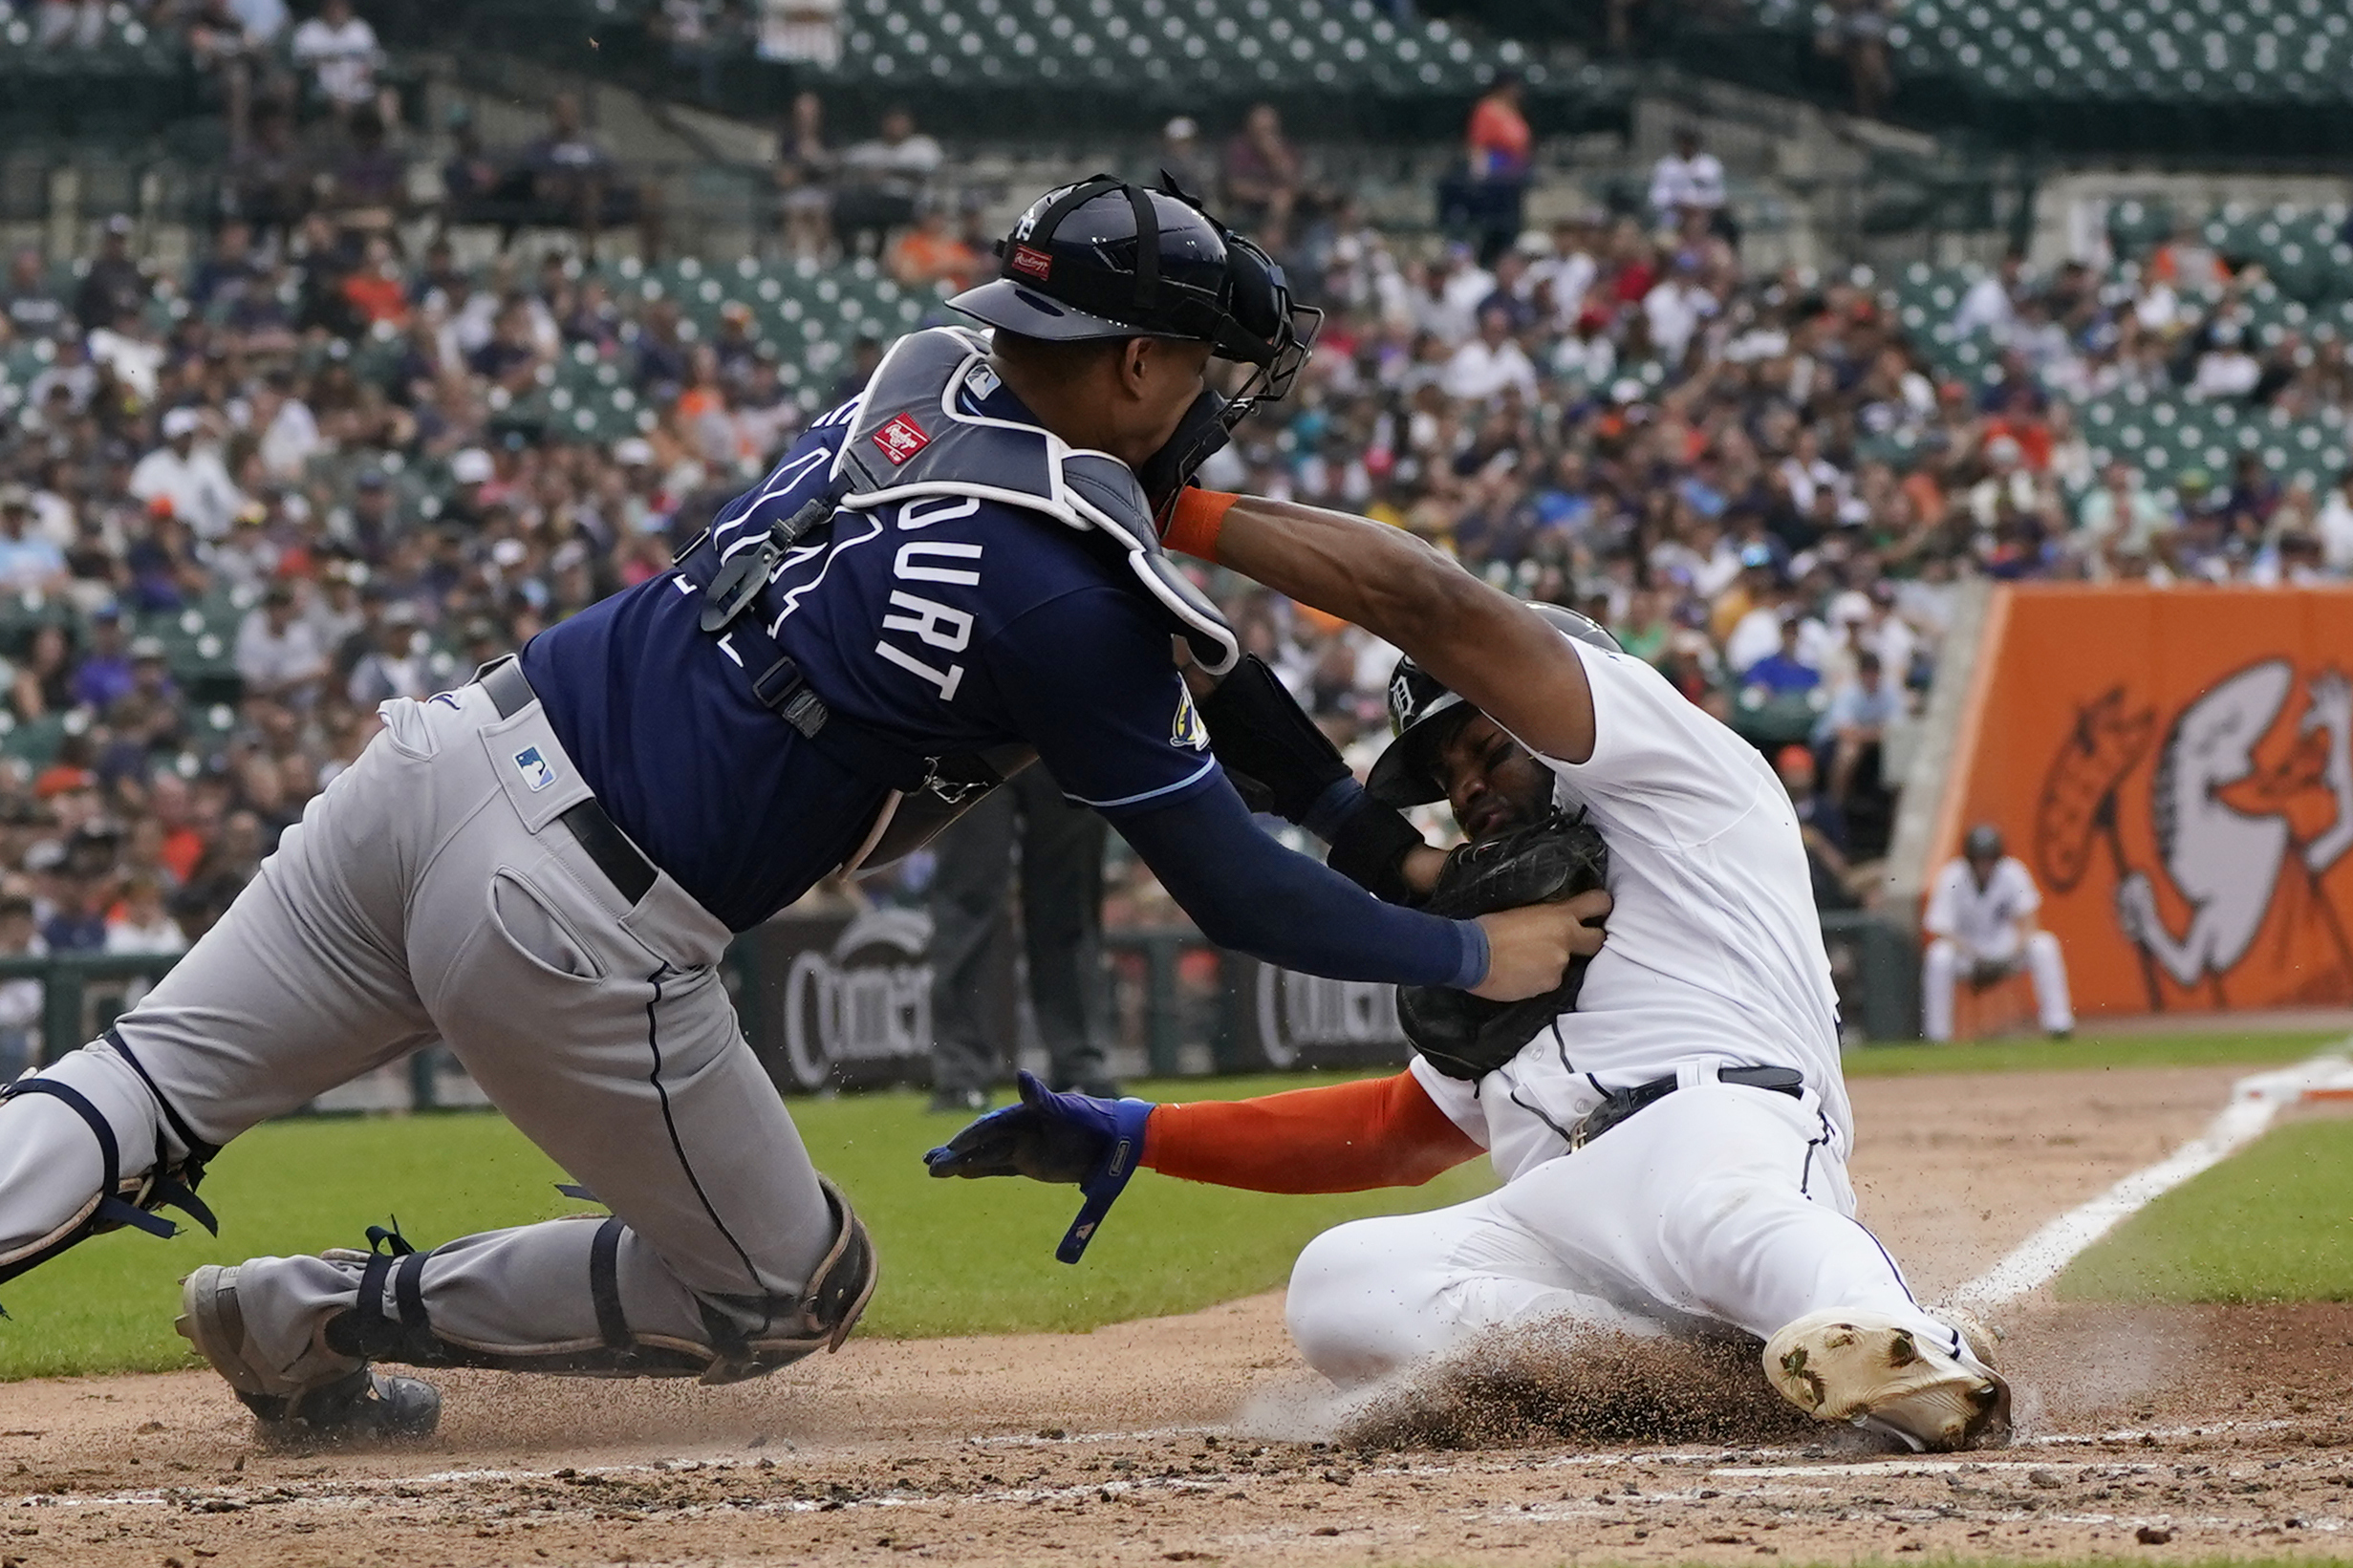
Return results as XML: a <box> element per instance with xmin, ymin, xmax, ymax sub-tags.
<box><xmin>1565</xmin><ymin>1064</ymin><xmax>1803</xmax><ymax>1150</ymax></box>
<box><xmin>476</xmin><ymin>657</ymin><xmax>658</xmax><ymax>908</ymax></box>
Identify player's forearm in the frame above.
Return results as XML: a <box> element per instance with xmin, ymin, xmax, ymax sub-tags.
<box><xmin>1167</xmin><ymin>491</ymin><xmax>1594</xmax><ymax>763</ymax></box>
<box><xmin>1174</xmin><ymin>491</ymin><xmax>1469</xmax><ymax>645</ymax></box>
<box><xmin>1144</xmin><ymin>1069</ymin><xmax>1483</xmax><ymax>1192</ymax></box>
<box><xmin>1116</xmin><ymin>781</ymin><xmax>1486</xmax><ymax>988</ymax></box>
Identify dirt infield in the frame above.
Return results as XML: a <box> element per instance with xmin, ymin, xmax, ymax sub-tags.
<box><xmin>7</xmin><ymin>1061</ymin><xmax>2351</xmax><ymax>1568</ymax></box>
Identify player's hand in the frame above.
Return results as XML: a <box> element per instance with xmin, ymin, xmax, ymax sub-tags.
<box><xmin>924</xmin><ymin>1071</ymin><xmax>1156</xmax><ymax>1265</ymax></box>
<box><xmin>924</xmin><ymin>1071</ymin><xmax>1153</xmax><ymax>1183</ymax></box>
<box><xmin>1467</xmin><ymin>890</ymin><xmax>1612</xmax><ymax>1001</ymax></box>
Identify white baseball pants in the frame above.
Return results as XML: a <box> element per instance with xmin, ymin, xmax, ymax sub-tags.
<box><xmin>1921</xmin><ymin>933</ymin><xmax>2073</xmax><ymax>1042</ymax></box>
<box><xmin>1284</xmin><ymin>1081</ymin><xmax>1947</xmax><ymax>1385</ymax></box>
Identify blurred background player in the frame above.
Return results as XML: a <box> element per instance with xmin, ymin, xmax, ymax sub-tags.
<box><xmin>1921</xmin><ymin>824</ymin><xmax>2074</xmax><ymax>1041</ymax></box>
<box><xmin>925</xmin><ymin>769</ymin><xmax>1115</xmax><ymax>1113</ymax></box>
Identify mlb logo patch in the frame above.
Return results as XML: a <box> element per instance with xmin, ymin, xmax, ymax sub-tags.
<box><xmin>512</xmin><ymin>746</ymin><xmax>557</xmax><ymax>793</ymax></box>
<box><xmin>873</xmin><ymin>413</ymin><xmax>931</xmax><ymax>465</ymax></box>
<box><xmin>1007</xmin><ymin>244</ymin><xmax>1053</xmax><ymax>282</ymax></box>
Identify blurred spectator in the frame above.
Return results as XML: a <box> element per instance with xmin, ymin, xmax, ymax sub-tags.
<box><xmin>1222</xmin><ymin>103</ymin><xmax>1302</xmax><ymax>246</ymax></box>
<box><xmin>1826</xmin><ymin>0</ymin><xmax>1895</xmax><ymax>118</ymax></box>
<box><xmin>129</xmin><ymin>410</ymin><xmax>243</xmax><ymax>540</ymax></box>
<box><xmin>1158</xmin><ymin>117</ymin><xmax>1216</xmax><ymax>200</ymax></box>
<box><xmin>1441</xmin><ymin>306</ymin><xmax>1538</xmax><ymax>402</ymax></box>
<box><xmin>74</xmin><ymin>216</ymin><xmax>150</xmax><ymax>335</ymax></box>
<box><xmin>70</xmin><ymin>608</ymin><xmax>136</xmax><ymax>711</ymax></box>
<box><xmin>0</xmin><ymin>894</ymin><xmax>43</xmax><ymax>1083</ymax></box>
<box><xmin>888</xmin><ymin>204</ymin><xmax>982</xmax><ymax>293</ymax></box>
<box><xmin>757</xmin><ymin>0</ymin><xmax>844</xmax><ymax>67</ymax></box>
<box><xmin>2320</xmin><ymin>468</ymin><xmax>2353</xmax><ymax>574</ymax></box>
<box><xmin>1778</xmin><ymin>744</ymin><xmax>1857</xmax><ymax>912</ymax></box>
<box><xmin>523</xmin><ymin>94</ymin><xmax>660</xmax><ymax>258</ymax></box>
<box><xmin>234</xmin><ymin>583</ymin><xmax>329</xmax><ymax>704</ymax></box>
<box><xmin>170</xmin><ymin>809</ymin><xmax>265</xmax><ymax>939</ymax></box>
<box><xmin>107</xmin><ymin>875</ymin><xmax>189</xmax><ymax>957</ymax></box>
<box><xmin>772</xmin><ymin>91</ymin><xmax>837</xmax><ymax>260</ymax></box>
<box><xmin>0</xmin><ymin>489</ymin><xmax>67</xmax><ymax>595</ymax></box>
<box><xmin>226</xmin><ymin>105</ymin><xmax>313</xmax><ymax>243</ymax></box>
<box><xmin>835</xmin><ymin>105</ymin><xmax>942</xmax><ymax>256</ymax></box>
<box><xmin>291</xmin><ymin>0</ymin><xmax>395</xmax><ymax>124</ymax></box>
<box><xmin>1813</xmin><ymin>649</ymin><xmax>1899</xmax><ymax>809</ymax></box>
<box><xmin>1</xmin><ymin>248</ymin><xmax>67</xmax><ymax>342</ymax></box>
<box><xmin>1740</xmin><ymin>615</ymin><xmax>1821</xmax><ymax>697</ymax></box>
<box><xmin>11</xmin><ymin>626</ymin><xmax>75</xmax><ymax>719</ymax></box>
<box><xmin>1460</xmin><ymin>73</ymin><xmax>1532</xmax><ymax>267</ymax></box>
<box><xmin>1647</xmin><ymin>128</ymin><xmax>1726</xmax><ymax>242</ymax></box>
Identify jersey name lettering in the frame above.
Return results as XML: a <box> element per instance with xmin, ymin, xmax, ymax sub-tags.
<box><xmin>874</xmin><ymin>542</ymin><xmax>985</xmax><ymax>703</ymax></box>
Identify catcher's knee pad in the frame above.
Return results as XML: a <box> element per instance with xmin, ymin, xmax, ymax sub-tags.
<box><xmin>694</xmin><ymin>1174</ymin><xmax>879</xmax><ymax>1385</ymax></box>
<box><xmin>326</xmin><ymin>1176</ymin><xmax>878</xmax><ymax>1384</ymax></box>
<box><xmin>0</xmin><ymin>1042</ymin><xmax>219</xmax><ymax>1291</ymax></box>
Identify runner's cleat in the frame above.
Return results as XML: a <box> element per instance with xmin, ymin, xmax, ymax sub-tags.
<box><xmin>1763</xmin><ymin>1306</ymin><xmax>2011</xmax><ymax>1452</ymax></box>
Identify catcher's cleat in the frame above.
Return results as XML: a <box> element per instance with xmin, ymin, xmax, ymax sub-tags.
<box><xmin>176</xmin><ymin>1265</ymin><xmax>441</xmax><ymax>1443</ymax></box>
<box><xmin>1763</xmin><ymin>1306</ymin><xmax>2011</xmax><ymax>1452</ymax></box>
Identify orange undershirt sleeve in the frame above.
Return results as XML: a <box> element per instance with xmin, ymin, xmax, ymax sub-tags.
<box><xmin>1141</xmin><ymin>1069</ymin><xmax>1485</xmax><ymax>1193</ymax></box>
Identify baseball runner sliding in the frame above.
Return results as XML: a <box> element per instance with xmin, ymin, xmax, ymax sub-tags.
<box><xmin>931</xmin><ymin>491</ymin><xmax>2013</xmax><ymax>1452</ymax></box>
<box><xmin>0</xmin><ymin>179</ymin><xmax>1598</xmax><ymax>1440</ymax></box>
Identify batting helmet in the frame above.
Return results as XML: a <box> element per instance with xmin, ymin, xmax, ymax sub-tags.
<box><xmin>1365</xmin><ymin>604</ymin><xmax>1622</xmax><ymax>808</ymax></box>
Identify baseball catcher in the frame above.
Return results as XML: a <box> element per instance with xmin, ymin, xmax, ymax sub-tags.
<box><xmin>0</xmin><ymin>178</ymin><xmax>1599</xmax><ymax>1440</ymax></box>
<box><xmin>930</xmin><ymin>496</ymin><xmax>2010</xmax><ymax>1453</ymax></box>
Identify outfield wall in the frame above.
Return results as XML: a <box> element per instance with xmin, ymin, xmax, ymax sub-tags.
<box><xmin>1932</xmin><ymin>585</ymin><xmax>2353</xmax><ymax>1020</ymax></box>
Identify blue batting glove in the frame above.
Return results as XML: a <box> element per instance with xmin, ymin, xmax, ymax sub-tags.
<box><xmin>923</xmin><ymin>1070</ymin><xmax>1155</xmax><ymax>1263</ymax></box>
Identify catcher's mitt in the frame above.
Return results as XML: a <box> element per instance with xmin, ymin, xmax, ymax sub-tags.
<box><xmin>1397</xmin><ymin>810</ymin><xmax>1609</xmax><ymax>1080</ymax></box>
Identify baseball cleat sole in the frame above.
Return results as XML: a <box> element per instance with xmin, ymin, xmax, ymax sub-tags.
<box><xmin>178</xmin><ymin>1265</ymin><xmax>441</xmax><ymax>1443</ymax></box>
<box><xmin>1763</xmin><ymin>1307</ymin><xmax>2011</xmax><ymax>1452</ymax></box>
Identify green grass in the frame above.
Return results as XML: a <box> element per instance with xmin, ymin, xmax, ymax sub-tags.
<box><xmin>0</xmin><ymin>1073</ymin><xmax>1492</xmax><ymax>1382</ymax></box>
<box><xmin>2057</xmin><ymin>1119</ymin><xmax>2353</xmax><ymax>1304</ymax></box>
<box><xmin>1843</xmin><ymin>1030</ymin><xmax>2341</xmax><ymax>1078</ymax></box>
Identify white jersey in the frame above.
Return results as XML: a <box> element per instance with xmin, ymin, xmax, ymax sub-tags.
<box><xmin>1413</xmin><ymin>638</ymin><xmax>1848</xmax><ymax>1182</ymax></box>
<box><xmin>1923</xmin><ymin>856</ymin><xmax>2040</xmax><ymax>961</ymax></box>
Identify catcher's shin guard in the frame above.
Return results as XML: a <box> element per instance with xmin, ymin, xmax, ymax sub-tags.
<box><xmin>178</xmin><ymin>1264</ymin><xmax>442</xmax><ymax>1442</ymax></box>
<box><xmin>322</xmin><ymin>1176</ymin><xmax>879</xmax><ymax>1383</ymax></box>
<box><xmin>0</xmin><ymin>1042</ymin><xmax>218</xmax><ymax>1297</ymax></box>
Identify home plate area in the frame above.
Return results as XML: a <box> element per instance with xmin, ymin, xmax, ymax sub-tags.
<box><xmin>5</xmin><ymin>1060</ymin><xmax>2351</xmax><ymax>1567</ymax></box>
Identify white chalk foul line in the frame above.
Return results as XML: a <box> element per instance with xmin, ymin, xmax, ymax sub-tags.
<box><xmin>1952</xmin><ymin>1040</ymin><xmax>2353</xmax><ymax>1310</ymax></box>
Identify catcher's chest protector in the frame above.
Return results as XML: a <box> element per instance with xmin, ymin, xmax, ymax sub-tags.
<box><xmin>820</xmin><ymin>329</ymin><xmax>1241</xmax><ymax>866</ymax></box>
<box><xmin>832</xmin><ymin>329</ymin><xmax>1241</xmax><ymax>674</ymax></box>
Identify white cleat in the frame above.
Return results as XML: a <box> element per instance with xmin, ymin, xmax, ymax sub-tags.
<box><xmin>1762</xmin><ymin>1306</ymin><xmax>2011</xmax><ymax>1452</ymax></box>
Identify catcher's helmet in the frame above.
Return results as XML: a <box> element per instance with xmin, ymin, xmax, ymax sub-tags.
<box><xmin>949</xmin><ymin>174</ymin><xmax>1319</xmax><ymax>419</ymax></box>
<box><xmin>1964</xmin><ymin>823</ymin><xmax>2005</xmax><ymax>860</ymax></box>
<box><xmin>1366</xmin><ymin>604</ymin><xmax>1622</xmax><ymax>808</ymax></box>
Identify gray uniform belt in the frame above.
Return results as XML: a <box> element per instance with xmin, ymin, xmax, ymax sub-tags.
<box><xmin>1565</xmin><ymin>1063</ymin><xmax>1803</xmax><ymax>1150</ymax></box>
<box><xmin>475</xmin><ymin>657</ymin><xmax>658</xmax><ymax>907</ymax></box>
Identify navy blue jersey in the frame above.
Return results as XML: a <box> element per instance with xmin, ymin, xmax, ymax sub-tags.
<box><xmin>526</xmin><ymin>381</ymin><xmax>1220</xmax><ymax>931</ymax></box>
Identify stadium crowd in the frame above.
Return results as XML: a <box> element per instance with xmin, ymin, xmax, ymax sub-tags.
<box><xmin>3</xmin><ymin>75</ymin><xmax>2353</xmax><ymax>1070</ymax></box>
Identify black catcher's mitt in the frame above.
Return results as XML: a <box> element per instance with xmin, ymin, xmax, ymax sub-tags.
<box><xmin>1397</xmin><ymin>811</ymin><xmax>1609</xmax><ymax>1079</ymax></box>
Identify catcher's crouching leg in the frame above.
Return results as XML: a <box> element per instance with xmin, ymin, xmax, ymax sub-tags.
<box><xmin>0</xmin><ymin>1040</ymin><xmax>219</xmax><ymax>1299</ymax></box>
<box><xmin>183</xmin><ymin>1176</ymin><xmax>877</xmax><ymax>1437</ymax></box>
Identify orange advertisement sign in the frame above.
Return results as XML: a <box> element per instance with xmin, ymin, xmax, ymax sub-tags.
<box><xmin>1935</xmin><ymin>586</ymin><xmax>2353</xmax><ymax>1019</ymax></box>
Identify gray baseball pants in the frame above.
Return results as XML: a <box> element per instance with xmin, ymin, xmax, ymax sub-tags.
<box><xmin>0</xmin><ymin>678</ymin><xmax>839</xmax><ymax>1393</ymax></box>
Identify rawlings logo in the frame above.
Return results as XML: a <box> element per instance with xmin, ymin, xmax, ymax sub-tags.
<box><xmin>872</xmin><ymin>414</ymin><xmax>931</xmax><ymax>465</ymax></box>
<box><xmin>1008</xmin><ymin>244</ymin><xmax>1053</xmax><ymax>282</ymax></box>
